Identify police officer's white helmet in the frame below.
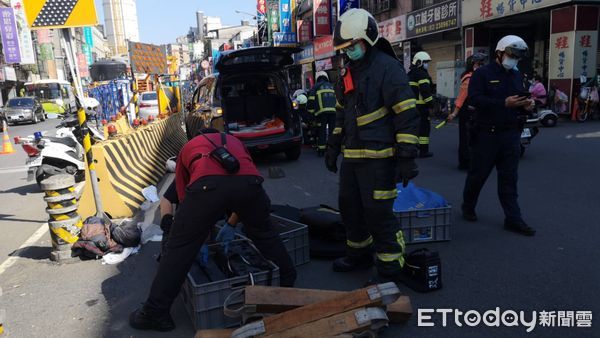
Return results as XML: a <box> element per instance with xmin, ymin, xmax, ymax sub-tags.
<box><xmin>333</xmin><ymin>8</ymin><xmax>380</xmax><ymax>49</ymax></box>
<box><xmin>316</xmin><ymin>71</ymin><xmax>329</xmax><ymax>82</ymax></box>
<box><xmin>412</xmin><ymin>51</ymin><xmax>432</xmax><ymax>66</ymax></box>
<box><xmin>165</xmin><ymin>156</ymin><xmax>176</xmax><ymax>173</ymax></box>
<box><xmin>495</xmin><ymin>35</ymin><xmax>529</xmax><ymax>59</ymax></box>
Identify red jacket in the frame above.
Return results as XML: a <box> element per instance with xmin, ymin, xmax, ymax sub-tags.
<box><xmin>175</xmin><ymin>133</ymin><xmax>260</xmax><ymax>201</ymax></box>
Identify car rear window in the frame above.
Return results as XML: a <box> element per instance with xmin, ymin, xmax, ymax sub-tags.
<box><xmin>7</xmin><ymin>98</ymin><xmax>34</xmax><ymax>107</ymax></box>
<box><xmin>141</xmin><ymin>92</ymin><xmax>157</xmax><ymax>101</ymax></box>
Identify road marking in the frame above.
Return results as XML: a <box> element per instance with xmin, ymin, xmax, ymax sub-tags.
<box><xmin>0</xmin><ymin>223</ymin><xmax>48</xmax><ymax>276</ymax></box>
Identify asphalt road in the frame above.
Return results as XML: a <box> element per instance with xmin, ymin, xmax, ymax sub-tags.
<box><xmin>0</xmin><ymin>119</ymin><xmax>599</xmax><ymax>338</ymax></box>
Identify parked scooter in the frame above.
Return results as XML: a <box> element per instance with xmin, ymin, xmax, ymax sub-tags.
<box><xmin>519</xmin><ymin>112</ymin><xmax>540</xmax><ymax>157</ymax></box>
<box><xmin>15</xmin><ymin>98</ymin><xmax>103</xmax><ymax>186</ymax></box>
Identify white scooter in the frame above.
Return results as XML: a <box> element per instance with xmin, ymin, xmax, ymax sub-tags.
<box><xmin>15</xmin><ymin>98</ymin><xmax>104</xmax><ymax>186</ymax></box>
<box><xmin>519</xmin><ymin>112</ymin><xmax>540</xmax><ymax>157</ymax></box>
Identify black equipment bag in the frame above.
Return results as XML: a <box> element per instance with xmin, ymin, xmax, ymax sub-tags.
<box><xmin>401</xmin><ymin>248</ymin><xmax>442</xmax><ymax>292</ymax></box>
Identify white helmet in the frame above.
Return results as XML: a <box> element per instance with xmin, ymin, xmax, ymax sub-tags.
<box><xmin>412</xmin><ymin>51</ymin><xmax>432</xmax><ymax>66</ymax></box>
<box><xmin>296</xmin><ymin>94</ymin><xmax>308</xmax><ymax>105</ymax></box>
<box><xmin>165</xmin><ymin>156</ymin><xmax>176</xmax><ymax>173</ymax></box>
<box><xmin>316</xmin><ymin>71</ymin><xmax>329</xmax><ymax>82</ymax></box>
<box><xmin>333</xmin><ymin>8</ymin><xmax>379</xmax><ymax>49</ymax></box>
<box><xmin>496</xmin><ymin>35</ymin><xmax>528</xmax><ymax>59</ymax></box>
<box><xmin>293</xmin><ymin>89</ymin><xmax>306</xmax><ymax>98</ymax></box>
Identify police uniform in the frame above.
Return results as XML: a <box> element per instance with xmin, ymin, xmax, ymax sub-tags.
<box><xmin>143</xmin><ymin>132</ymin><xmax>296</xmax><ymax>317</ymax></box>
<box><xmin>331</xmin><ymin>47</ymin><xmax>419</xmax><ymax>277</ymax></box>
<box><xmin>307</xmin><ymin>79</ymin><xmax>338</xmax><ymax>153</ymax></box>
<box><xmin>463</xmin><ymin>61</ymin><xmax>526</xmax><ymax>224</ymax></box>
<box><xmin>408</xmin><ymin>66</ymin><xmax>434</xmax><ymax>156</ymax></box>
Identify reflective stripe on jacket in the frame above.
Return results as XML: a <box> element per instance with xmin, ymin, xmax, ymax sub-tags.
<box><xmin>307</xmin><ymin>80</ymin><xmax>337</xmax><ymax>116</ymax></box>
<box><xmin>408</xmin><ymin>67</ymin><xmax>434</xmax><ymax>107</ymax></box>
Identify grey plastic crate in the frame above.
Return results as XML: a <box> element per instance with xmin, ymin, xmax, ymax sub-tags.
<box><xmin>270</xmin><ymin>214</ymin><xmax>310</xmax><ymax>266</ymax></box>
<box><xmin>395</xmin><ymin>206</ymin><xmax>451</xmax><ymax>244</ymax></box>
<box><xmin>180</xmin><ymin>239</ymin><xmax>280</xmax><ymax>330</ymax></box>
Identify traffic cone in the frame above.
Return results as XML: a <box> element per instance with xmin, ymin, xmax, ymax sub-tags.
<box><xmin>0</xmin><ymin>120</ymin><xmax>15</xmax><ymax>154</ymax></box>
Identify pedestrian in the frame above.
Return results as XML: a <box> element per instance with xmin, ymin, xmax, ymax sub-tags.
<box><xmin>447</xmin><ymin>53</ymin><xmax>487</xmax><ymax>170</ymax></box>
<box><xmin>130</xmin><ymin>128</ymin><xmax>296</xmax><ymax>332</ymax></box>
<box><xmin>307</xmin><ymin>71</ymin><xmax>337</xmax><ymax>156</ymax></box>
<box><xmin>529</xmin><ymin>75</ymin><xmax>547</xmax><ymax>106</ymax></box>
<box><xmin>326</xmin><ymin>9</ymin><xmax>420</xmax><ymax>283</ymax></box>
<box><xmin>461</xmin><ymin>35</ymin><xmax>536</xmax><ymax>236</ymax></box>
<box><xmin>408</xmin><ymin>51</ymin><xmax>435</xmax><ymax>158</ymax></box>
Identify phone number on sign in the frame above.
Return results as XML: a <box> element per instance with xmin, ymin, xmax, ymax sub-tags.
<box><xmin>415</xmin><ymin>19</ymin><xmax>457</xmax><ymax>35</ymax></box>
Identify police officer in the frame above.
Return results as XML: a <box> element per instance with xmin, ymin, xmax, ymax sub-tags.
<box><xmin>326</xmin><ymin>9</ymin><xmax>420</xmax><ymax>282</ymax></box>
<box><xmin>307</xmin><ymin>71</ymin><xmax>337</xmax><ymax>156</ymax></box>
<box><xmin>130</xmin><ymin>129</ymin><xmax>296</xmax><ymax>332</ymax></box>
<box><xmin>462</xmin><ymin>35</ymin><xmax>536</xmax><ymax>236</ymax></box>
<box><xmin>408</xmin><ymin>51</ymin><xmax>435</xmax><ymax>158</ymax></box>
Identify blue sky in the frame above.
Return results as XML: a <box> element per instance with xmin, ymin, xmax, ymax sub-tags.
<box><xmin>93</xmin><ymin>0</ymin><xmax>257</xmax><ymax>44</ymax></box>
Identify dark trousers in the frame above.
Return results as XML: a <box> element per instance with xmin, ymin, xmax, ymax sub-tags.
<box><xmin>417</xmin><ymin>106</ymin><xmax>431</xmax><ymax>153</ymax></box>
<box><xmin>145</xmin><ymin>176</ymin><xmax>296</xmax><ymax>313</ymax></box>
<box><xmin>339</xmin><ymin>159</ymin><xmax>405</xmax><ymax>276</ymax></box>
<box><xmin>458</xmin><ymin>114</ymin><xmax>471</xmax><ymax>168</ymax></box>
<box><xmin>462</xmin><ymin>129</ymin><xmax>523</xmax><ymax>222</ymax></box>
<box><xmin>317</xmin><ymin>113</ymin><xmax>336</xmax><ymax>150</ymax></box>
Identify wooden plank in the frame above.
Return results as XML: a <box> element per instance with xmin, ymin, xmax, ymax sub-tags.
<box><xmin>262</xmin><ymin>307</ymin><xmax>388</xmax><ymax>338</ymax></box>
<box><xmin>194</xmin><ymin>328</ymin><xmax>234</xmax><ymax>338</ymax></box>
<box><xmin>244</xmin><ymin>285</ymin><xmax>412</xmax><ymax>323</ymax></box>
<box><xmin>233</xmin><ymin>283</ymin><xmax>399</xmax><ymax>337</ymax></box>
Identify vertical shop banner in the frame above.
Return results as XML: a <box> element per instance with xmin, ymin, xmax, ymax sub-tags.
<box><xmin>280</xmin><ymin>0</ymin><xmax>292</xmax><ymax>33</ymax></box>
<box><xmin>549</xmin><ymin>31</ymin><xmax>575</xmax><ymax>79</ymax></box>
<box><xmin>313</xmin><ymin>0</ymin><xmax>331</xmax><ymax>36</ymax></box>
<box><xmin>339</xmin><ymin>0</ymin><xmax>360</xmax><ymax>16</ymax></box>
<box><xmin>406</xmin><ymin>0</ymin><xmax>459</xmax><ymax>39</ymax></box>
<box><xmin>574</xmin><ymin>31</ymin><xmax>598</xmax><ymax>79</ymax></box>
<box><xmin>10</xmin><ymin>0</ymin><xmax>35</xmax><ymax>64</ymax></box>
<box><xmin>257</xmin><ymin>0</ymin><xmax>267</xmax><ymax>20</ymax></box>
<box><xmin>0</xmin><ymin>8</ymin><xmax>21</xmax><ymax>63</ymax></box>
<box><xmin>378</xmin><ymin>15</ymin><xmax>406</xmax><ymax>44</ymax></box>
<box><xmin>83</xmin><ymin>26</ymin><xmax>94</xmax><ymax>65</ymax></box>
<box><xmin>403</xmin><ymin>42</ymin><xmax>411</xmax><ymax>73</ymax></box>
<box><xmin>267</xmin><ymin>0</ymin><xmax>280</xmax><ymax>41</ymax></box>
<box><xmin>297</xmin><ymin>18</ymin><xmax>313</xmax><ymax>42</ymax></box>
<box><xmin>36</xmin><ymin>29</ymin><xmax>54</xmax><ymax>61</ymax></box>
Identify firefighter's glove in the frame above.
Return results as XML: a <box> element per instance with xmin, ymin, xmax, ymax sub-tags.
<box><xmin>195</xmin><ymin>244</ymin><xmax>209</xmax><ymax>267</ymax></box>
<box><xmin>216</xmin><ymin>222</ymin><xmax>236</xmax><ymax>253</ymax></box>
<box><xmin>396</xmin><ymin>158</ymin><xmax>419</xmax><ymax>187</ymax></box>
<box><xmin>325</xmin><ymin>145</ymin><xmax>341</xmax><ymax>173</ymax></box>
<box><xmin>160</xmin><ymin>214</ymin><xmax>173</xmax><ymax>232</ymax></box>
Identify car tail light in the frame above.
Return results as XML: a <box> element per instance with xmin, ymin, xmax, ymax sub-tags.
<box><xmin>22</xmin><ymin>144</ymin><xmax>40</xmax><ymax>156</ymax></box>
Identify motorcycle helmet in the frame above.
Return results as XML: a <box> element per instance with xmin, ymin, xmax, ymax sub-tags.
<box><xmin>333</xmin><ymin>8</ymin><xmax>379</xmax><ymax>49</ymax></box>
<box><xmin>495</xmin><ymin>35</ymin><xmax>528</xmax><ymax>59</ymax></box>
<box><xmin>412</xmin><ymin>51</ymin><xmax>432</xmax><ymax>67</ymax></box>
<box><xmin>316</xmin><ymin>71</ymin><xmax>329</xmax><ymax>82</ymax></box>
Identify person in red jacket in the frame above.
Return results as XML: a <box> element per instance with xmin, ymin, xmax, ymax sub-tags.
<box><xmin>130</xmin><ymin>128</ymin><xmax>296</xmax><ymax>332</ymax></box>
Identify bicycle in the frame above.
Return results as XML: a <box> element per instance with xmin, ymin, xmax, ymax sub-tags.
<box><xmin>576</xmin><ymin>86</ymin><xmax>598</xmax><ymax>122</ymax></box>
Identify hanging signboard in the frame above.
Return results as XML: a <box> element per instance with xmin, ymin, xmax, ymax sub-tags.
<box><xmin>378</xmin><ymin>15</ymin><xmax>406</xmax><ymax>44</ymax></box>
<box><xmin>313</xmin><ymin>0</ymin><xmax>331</xmax><ymax>36</ymax></box>
<box><xmin>314</xmin><ymin>35</ymin><xmax>334</xmax><ymax>60</ymax></box>
<box><xmin>339</xmin><ymin>0</ymin><xmax>360</xmax><ymax>16</ymax></box>
<box><xmin>10</xmin><ymin>0</ymin><xmax>35</xmax><ymax>64</ymax></box>
<box><xmin>0</xmin><ymin>8</ymin><xmax>21</xmax><ymax>63</ymax></box>
<box><xmin>406</xmin><ymin>0</ymin><xmax>459</xmax><ymax>39</ymax></box>
<box><xmin>462</xmin><ymin>0</ymin><xmax>569</xmax><ymax>26</ymax></box>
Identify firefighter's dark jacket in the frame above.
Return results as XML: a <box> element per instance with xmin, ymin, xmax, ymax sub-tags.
<box><xmin>468</xmin><ymin>61</ymin><xmax>526</xmax><ymax>127</ymax></box>
<box><xmin>408</xmin><ymin>66</ymin><xmax>434</xmax><ymax>108</ymax></box>
<box><xmin>307</xmin><ymin>80</ymin><xmax>337</xmax><ymax>116</ymax></box>
<box><xmin>331</xmin><ymin>47</ymin><xmax>419</xmax><ymax>160</ymax></box>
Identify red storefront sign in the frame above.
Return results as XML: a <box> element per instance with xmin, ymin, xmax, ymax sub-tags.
<box><xmin>257</xmin><ymin>0</ymin><xmax>266</xmax><ymax>15</ymax></box>
<box><xmin>313</xmin><ymin>0</ymin><xmax>331</xmax><ymax>36</ymax></box>
<box><xmin>297</xmin><ymin>18</ymin><xmax>313</xmax><ymax>42</ymax></box>
<box><xmin>314</xmin><ymin>35</ymin><xmax>334</xmax><ymax>60</ymax></box>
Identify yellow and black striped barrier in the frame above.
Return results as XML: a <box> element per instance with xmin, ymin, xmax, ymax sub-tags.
<box><xmin>78</xmin><ymin>113</ymin><xmax>187</xmax><ymax>219</ymax></box>
<box><xmin>41</xmin><ymin>174</ymin><xmax>83</xmax><ymax>262</ymax></box>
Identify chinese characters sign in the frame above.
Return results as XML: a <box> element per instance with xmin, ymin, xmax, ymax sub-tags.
<box><xmin>549</xmin><ymin>31</ymin><xmax>575</xmax><ymax>79</ymax></box>
<box><xmin>10</xmin><ymin>0</ymin><xmax>35</xmax><ymax>65</ymax></box>
<box><xmin>339</xmin><ymin>0</ymin><xmax>360</xmax><ymax>16</ymax></box>
<box><xmin>257</xmin><ymin>0</ymin><xmax>266</xmax><ymax>16</ymax></box>
<box><xmin>313</xmin><ymin>0</ymin><xmax>331</xmax><ymax>36</ymax></box>
<box><xmin>280</xmin><ymin>0</ymin><xmax>292</xmax><ymax>33</ymax></box>
<box><xmin>406</xmin><ymin>0</ymin><xmax>459</xmax><ymax>39</ymax></box>
<box><xmin>267</xmin><ymin>0</ymin><xmax>279</xmax><ymax>41</ymax></box>
<box><xmin>297</xmin><ymin>18</ymin><xmax>313</xmax><ymax>42</ymax></box>
<box><xmin>0</xmin><ymin>8</ymin><xmax>21</xmax><ymax>64</ymax></box>
<box><xmin>463</xmin><ymin>0</ymin><xmax>566</xmax><ymax>25</ymax></box>
<box><xmin>294</xmin><ymin>44</ymin><xmax>314</xmax><ymax>64</ymax></box>
<box><xmin>378</xmin><ymin>15</ymin><xmax>406</xmax><ymax>44</ymax></box>
<box><xmin>574</xmin><ymin>31</ymin><xmax>598</xmax><ymax>78</ymax></box>
<box><xmin>273</xmin><ymin>32</ymin><xmax>297</xmax><ymax>47</ymax></box>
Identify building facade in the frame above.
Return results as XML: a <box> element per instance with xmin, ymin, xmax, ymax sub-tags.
<box><xmin>103</xmin><ymin>0</ymin><xmax>141</xmax><ymax>57</ymax></box>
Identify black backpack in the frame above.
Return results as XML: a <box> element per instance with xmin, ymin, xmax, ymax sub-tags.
<box><xmin>400</xmin><ymin>249</ymin><xmax>443</xmax><ymax>292</ymax></box>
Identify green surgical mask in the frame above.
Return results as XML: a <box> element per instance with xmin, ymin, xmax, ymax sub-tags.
<box><xmin>346</xmin><ymin>43</ymin><xmax>365</xmax><ymax>61</ymax></box>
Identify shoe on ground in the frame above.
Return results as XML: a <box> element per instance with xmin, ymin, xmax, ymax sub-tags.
<box><xmin>504</xmin><ymin>220</ymin><xmax>536</xmax><ymax>236</ymax></box>
<box><xmin>129</xmin><ymin>305</ymin><xmax>175</xmax><ymax>332</ymax></box>
<box><xmin>419</xmin><ymin>152</ymin><xmax>434</xmax><ymax>158</ymax></box>
<box><xmin>461</xmin><ymin>205</ymin><xmax>478</xmax><ymax>222</ymax></box>
<box><xmin>332</xmin><ymin>255</ymin><xmax>373</xmax><ymax>272</ymax></box>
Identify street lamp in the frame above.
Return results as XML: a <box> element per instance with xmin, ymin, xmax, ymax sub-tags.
<box><xmin>234</xmin><ymin>10</ymin><xmax>257</xmax><ymax>21</ymax></box>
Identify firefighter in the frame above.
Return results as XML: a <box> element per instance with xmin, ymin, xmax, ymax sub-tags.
<box><xmin>326</xmin><ymin>9</ymin><xmax>420</xmax><ymax>282</ymax></box>
<box><xmin>307</xmin><ymin>71</ymin><xmax>338</xmax><ymax>156</ymax></box>
<box><xmin>461</xmin><ymin>35</ymin><xmax>536</xmax><ymax>236</ymax></box>
<box><xmin>130</xmin><ymin>128</ymin><xmax>296</xmax><ymax>332</ymax></box>
<box><xmin>408</xmin><ymin>51</ymin><xmax>435</xmax><ymax>158</ymax></box>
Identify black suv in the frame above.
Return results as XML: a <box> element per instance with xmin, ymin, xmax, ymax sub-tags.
<box><xmin>185</xmin><ymin>47</ymin><xmax>303</xmax><ymax>160</ymax></box>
